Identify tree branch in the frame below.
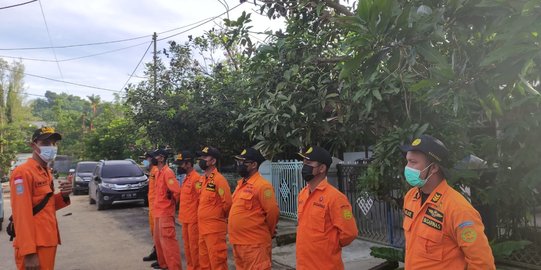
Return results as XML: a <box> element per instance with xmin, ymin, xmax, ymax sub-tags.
<box><xmin>321</xmin><ymin>0</ymin><xmax>354</xmax><ymax>16</ymax></box>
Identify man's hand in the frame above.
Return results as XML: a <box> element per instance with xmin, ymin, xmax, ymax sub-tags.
<box><xmin>24</xmin><ymin>253</ymin><xmax>40</xmax><ymax>270</ymax></box>
<box><xmin>59</xmin><ymin>180</ymin><xmax>72</xmax><ymax>196</ymax></box>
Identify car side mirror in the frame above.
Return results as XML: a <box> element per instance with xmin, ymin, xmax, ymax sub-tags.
<box><xmin>94</xmin><ymin>176</ymin><xmax>101</xmax><ymax>182</ymax></box>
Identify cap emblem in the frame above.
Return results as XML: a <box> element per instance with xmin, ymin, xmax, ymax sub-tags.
<box><xmin>412</xmin><ymin>139</ymin><xmax>421</xmax><ymax>146</ymax></box>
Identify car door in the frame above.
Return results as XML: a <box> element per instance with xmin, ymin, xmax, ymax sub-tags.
<box><xmin>89</xmin><ymin>164</ymin><xmax>100</xmax><ymax>200</ymax></box>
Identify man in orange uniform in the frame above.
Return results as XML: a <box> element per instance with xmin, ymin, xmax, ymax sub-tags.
<box><xmin>229</xmin><ymin>148</ymin><xmax>279</xmax><ymax>270</ymax></box>
<box><xmin>296</xmin><ymin>146</ymin><xmax>358</xmax><ymax>270</ymax></box>
<box><xmin>175</xmin><ymin>151</ymin><xmax>202</xmax><ymax>270</ymax></box>
<box><xmin>152</xmin><ymin>149</ymin><xmax>183</xmax><ymax>270</ymax></box>
<box><xmin>400</xmin><ymin>135</ymin><xmax>495</xmax><ymax>269</ymax></box>
<box><xmin>10</xmin><ymin>127</ymin><xmax>72</xmax><ymax>270</ymax></box>
<box><xmin>144</xmin><ymin>152</ymin><xmax>159</xmax><ymax>262</ymax></box>
<box><xmin>196</xmin><ymin>146</ymin><xmax>232</xmax><ymax>270</ymax></box>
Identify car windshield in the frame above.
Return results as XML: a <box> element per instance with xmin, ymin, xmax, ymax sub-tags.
<box><xmin>77</xmin><ymin>163</ymin><xmax>97</xmax><ymax>173</ymax></box>
<box><xmin>102</xmin><ymin>164</ymin><xmax>144</xmax><ymax>178</ymax></box>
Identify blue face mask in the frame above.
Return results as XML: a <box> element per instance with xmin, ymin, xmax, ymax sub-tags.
<box><xmin>404</xmin><ymin>163</ymin><xmax>433</xmax><ymax>187</ymax></box>
<box><xmin>142</xmin><ymin>160</ymin><xmax>150</xmax><ymax>169</ymax></box>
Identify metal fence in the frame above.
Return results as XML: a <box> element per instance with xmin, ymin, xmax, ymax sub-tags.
<box><xmin>271</xmin><ymin>160</ymin><xmax>304</xmax><ymax>219</ymax></box>
<box><xmin>337</xmin><ymin>163</ymin><xmax>405</xmax><ymax>248</ymax></box>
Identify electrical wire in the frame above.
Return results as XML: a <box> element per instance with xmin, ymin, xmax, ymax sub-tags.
<box><xmin>0</xmin><ymin>2</ymin><xmax>243</xmax><ymax>51</ymax></box>
<box><xmin>23</xmin><ymin>71</ymin><xmax>120</xmax><ymax>92</ymax></box>
<box><xmin>120</xmin><ymin>41</ymin><xmax>153</xmax><ymax>92</ymax></box>
<box><xmin>0</xmin><ymin>0</ymin><xmax>37</xmax><ymax>10</ymax></box>
<box><xmin>38</xmin><ymin>0</ymin><xmax>65</xmax><ymax>87</ymax></box>
<box><xmin>157</xmin><ymin>3</ymin><xmax>242</xmax><ymax>41</ymax></box>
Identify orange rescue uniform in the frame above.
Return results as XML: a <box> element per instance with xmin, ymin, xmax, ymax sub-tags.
<box><xmin>197</xmin><ymin>168</ymin><xmax>232</xmax><ymax>270</ymax></box>
<box><xmin>178</xmin><ymin>169</ymin><xmax>202</xmax><ymax>270</ymax></box>
<box><xmin>228</xmin><ymin>172</ymin><xmax>279</xmax><ymax>270</ymax></box>
<box><xmin>153</xmin><ymin>164</ymin><xmax>182</xmax><ymax>270</ymax></box>
<box><xmin>296</xmin><ymin>179</ymin><xmax>358</xmax><ymax>270</ymax></box>
<box><xmin>403</xmin><ymin>180</ymin><xmax>495</xmax><ymax>269</ymax></box>
<box><xmin>10</xmin><ymin>158</ymin><xmax>71</xmax><ymax>270</ymax></box>
<box><xmin>148</xmin><ymin>166</ymin><xmax>158</xmax><ymax>235</ymax></box>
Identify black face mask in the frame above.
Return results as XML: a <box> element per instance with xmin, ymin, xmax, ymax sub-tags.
<box><xmin>151</xmin><ymin>158</ymin><xmax>158</xmax><ymax>166</ymax></box>
<box><xmin>199</xmin><ymin>159</ymin><xmax>208</xmax><ymax>170</ymax></box>
<box><xmin>237</xmin><ymin>164</ymin><xmax>249</xmax><ymax>178</ymax></box>
<box><xmin>301</xmin><ymin>164</ymin><xmax>316</xmax><ymax>182</ymax></box>
<box><xmin>177</xmin><ymin>167</ymin><xmax>187</xmax><ymax>175</ymax></box>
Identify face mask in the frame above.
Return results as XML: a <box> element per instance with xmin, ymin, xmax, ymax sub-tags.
<box><xmin>404</xmin><ymin>163</ymin><xmax>433</xmax><ymax>187</ymax></box>
<box><xmin>237</xmin><ymin>164</ymin><xmax>249</xmax><ymax>178</ymax></box>
<box><xmin>177</xmin><ymin>167</ymin><xmax>187</xmax><ymax>175</ymax></box>
<box><xmin>301</xmin><ymin>164</ymin><xmax>316</xmax><ymax>182</ymax></box>
<box><xmin>199</xmin><ymin>159</ymin><xmax>208</xmax><ymax>170</ymax></box>
<box><xmin>176</xmin><ymin>174</ymin><xmax>186</xmax><ymax>184</ymax></box>
<box><xmin>37</xmin><ymin>146</ymin><xmax>58</xmax><ymax>163</ymax></box>
<box><xmin>143</xmin><ymin>160</ymin><xmax>150</xmax><ymax>169</ymax></box>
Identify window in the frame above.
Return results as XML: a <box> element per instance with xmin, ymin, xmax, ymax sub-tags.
<box><xmin>77</xmin><ymin>163</ymin><xmax>98</xmax><ymax>173</ymax></box>
<box><xmin>101</xmin><ymin>163</ymin><xmax>144</xmax><ymax>178</ymax></box>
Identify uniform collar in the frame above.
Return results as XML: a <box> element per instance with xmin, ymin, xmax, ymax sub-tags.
<box><xmin>412</xmin><ymin>179</ymin><xmax>449</xmax><ymax>204</ymax></box>
<box><xmin>244</xmin><ymin>172</ymin><xmax>260</xmax><ymax>185</ymax></box>
<box><xmin>28</xmin><ymin>157</ymin><xmax>49</xmax><ymax>174</ymax></box>
<box><xmin>205</xmin><ymin>167</ymin><xmax>218</xmax><ymax>179</ymax></box>
<box><xmin>308</xmin><ymin>178</ymin><xmax>329</xmax><ymax>194</ymax></box>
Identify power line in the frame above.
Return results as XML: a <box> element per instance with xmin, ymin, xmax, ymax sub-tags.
<box><xmin>0</xmin><ymin>40</ymin><xmax>150</xmax><ymax>62</ymax></box>
<box><xmin>121</xmin><ymin>41</ymin><xmax>153</xmax><ymax>92</ymax></box>
<box><xmin>157</xmin><ymin>3</ymin><xmax>243</xmax><ymax>41</ymax></box>
<box><xmin>23</xmin><ymin>71</ymin><xmax>120</xmax><ymax>92</ymax></box>
<box><xmin>0</xmin><ymin>3</ymin><xmax>243</xmax><ymax>51</ymax></box>
<box><xmin>38</xmin><ymin>0</ymin><xmax>65</xmax><ymax>89</ymax></box>
<box><xmin>0</xmin><ymin>0</ymin><xmax>37</xmax><ymax>10</ymax></box>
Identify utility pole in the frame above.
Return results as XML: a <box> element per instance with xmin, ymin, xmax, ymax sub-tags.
<box><xmin>153</xmin><ymin>32</ymin><xmax>157</xmax><ymax>94</ymax></box>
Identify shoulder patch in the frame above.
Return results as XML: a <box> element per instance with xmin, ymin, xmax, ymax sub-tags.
<box><xmin>264</xmin><ymin>189</ymin><xmax>273</xmax><ymax>199</ymax></box>
<box><xmin>458</xmin><ymin>221</ymin><xmax>474</xmax><ymax>229</ymax></box>
<box><xmin>422</xmin><ymin>217</ymin><xmax>442</xmax><ymax>231</ymax></box>
<box><xmin>343</xmin><ymin>209</ymin><xmax>353</xmax><ymax>220</ymax></box>
<box><xmin>14</xmin><ymin>178</ymin><xmax>23</xmax><ymax>185</ymax></box>
<box><xmin>431</xmin><ymin>192</ymin><xmax>442</xmax><ymax>203</ymax></box>
<box><xmin>404</xmin><ymin>208</ymin><xmax>413</xmax><ymax>218</ymax></box>
<box><xmin>461</xmin><ymin>228</ymin><xmax>477</xmax><ymax>243</ymax></box>
<box><xmin>168</xmin><ymin>179</ymin><xmax>175</xmax><ymax>185</ymax></box>
<box><xmin>425</xmin><ymin>207</ymin><xmax>444</xmax><ymax>222</ymax></box>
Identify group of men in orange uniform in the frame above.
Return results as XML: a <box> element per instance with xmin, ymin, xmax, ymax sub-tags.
<box><xmin>8</xmin><ymin>126</ymin><xmax>496</xmax><ymax>270</ymax></box>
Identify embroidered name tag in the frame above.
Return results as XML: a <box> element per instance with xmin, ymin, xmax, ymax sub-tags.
<box><xmin>404</xmin><ymin>208</ymin><xmax>413</xmax><ymax>218</ymax></box>
<box><xmin>422</xmin><ymin>217</ymin><xmax>442</xmax><ymax>231</ymax></box>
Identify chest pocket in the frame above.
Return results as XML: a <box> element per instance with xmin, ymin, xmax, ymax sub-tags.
<box><xmin>240</xmin><ymin>192</ymin><xmax>254</xmax><ymax>210</ymax></box>
<box><xmin>205</xmin><ymin>189</ymin><xmax>217</xmax><ymax>203</ymax></box>
<box><xmin>309</xmin><ymin>206</ymin><xmax>327</xmax><ymax>232</ymax></box>
<box><xmin>183</xmin><ymin>181</ymin><xmax>193</xmax><ymax>194</ymax></box>
<box><xmin>416</xmin><ymin>224</ymin><xmax>444</xmax><ymax>261</ymax></box>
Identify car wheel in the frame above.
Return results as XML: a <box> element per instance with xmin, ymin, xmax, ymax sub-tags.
<box><xmin>89</xmin><ymin>194</ymin><xmax>96</xmax><ymax>205</ymax></box>
<box><xmin>97</xmin><ymin>191</ymin><xmax>109</xmax><ymax>211</ymax></box>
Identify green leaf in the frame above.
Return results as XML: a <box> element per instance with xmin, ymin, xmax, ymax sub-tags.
<box><xmin>372</xmin><ymin>89</ymin><xmax>382</xmax><ymax>101</ymax></box>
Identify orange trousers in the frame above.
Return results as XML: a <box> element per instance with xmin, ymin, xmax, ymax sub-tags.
<box><xmin>154</xmin><ymin>216</ymin><xmax>182</xmax><ymax>270</ymax></box>
<box><xmin>182</xmin><ymin>222</ymin><xmax>200</xmax><ymax>270</ymax></box>
<box><xmin>15</xmin><ymin>246</ymin><xmax>57</xmax><ymax>270</ymax></box>
<box><xmin>149</xmin><ymin>209</ymin><xmax>155</xmax><ymax>236</ymax></box>
<box><xmin>232</xmin><ymin>243</ymin><xmax>272</xmax><ymax>270</ymax></box>
<box><xmin>199</xmin><ymin>232</ymin><xmax>228</xmax><ymax>270</ymax></box>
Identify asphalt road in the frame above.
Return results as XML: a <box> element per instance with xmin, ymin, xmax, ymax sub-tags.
<box><xmin>0</xmin><ymin>179</ymin><xmax>292</xmax><ymax>270</ymax></box>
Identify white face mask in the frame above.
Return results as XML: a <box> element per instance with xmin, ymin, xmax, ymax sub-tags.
<box><xmin>38</xmin><ymin>146</ymin><xmax>58</xmax><ymax>163</ymax></box>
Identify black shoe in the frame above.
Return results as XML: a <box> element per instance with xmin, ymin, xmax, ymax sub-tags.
<box><xmin>151</xmin><ymin>261</ymin><xmax>160</xmax><ymax>269</ymax></box>
<box><xmin>143</xmin><ymin>248</ymin><xmax>157</xmax><ymax>261</ymax></box>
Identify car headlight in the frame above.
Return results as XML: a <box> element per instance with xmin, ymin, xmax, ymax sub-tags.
<box><xmin>75</xmin><ymin>177</ymin><xmax>84</xmax><ymax>183</ymax></box>
<box><xmin>141</xmin><ymin>180</ymin><xmax>149</xmax><ymax>186</ymax></box>
<box><xmin>100</xmin><ymin>182</ymin><xmax>115</xmax><ymax>189</ymax></box>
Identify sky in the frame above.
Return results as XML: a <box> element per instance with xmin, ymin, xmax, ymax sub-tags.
<box><xmin>0</xmin><ymin>0</ymin><xmax>283</xmax><ymax>102</ymax></box>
